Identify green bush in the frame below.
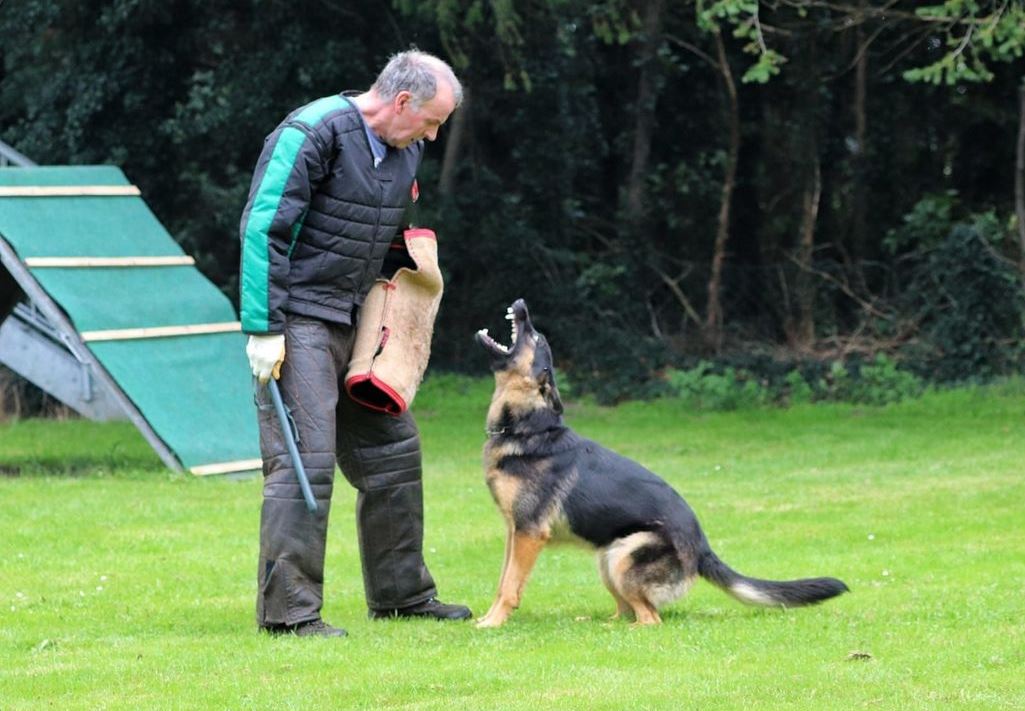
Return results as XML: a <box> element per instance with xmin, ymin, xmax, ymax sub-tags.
<box><xmin>886</xmin><ymin>195</ymin><xmax>1025</xmax><ymax>382</ymax></box>
<box><xmin>665</xmin><ymin>361</ymin><xmax>771</xmax><ymax>411</ymax></box>
<box><xmin>857</xmin><ymin>354</ymin><xmax>927</xmax><ymax>404</ymax></box>
<box><xmin>664</xmin><ymin>354</ymin><xmax>924</xmax><ymax>411</ymax></box>
<box><xmin>784</xmin><ymin>368</ymin><xmax>814</xmax><ymax>405</ymax></box>
<box><xmin>902</xmin><ymin>223</ymin><xmax>1025</xmax><ymax>382</ymax></box>
<box><xmin>883</xmin><ymin>190</ymin><xmax>959</xmax><ymax>254</ymax></box>
<box><xmin>822</xmin><ymin>355</ymin><xmax>925</xmax><ymax>405</ymax></box>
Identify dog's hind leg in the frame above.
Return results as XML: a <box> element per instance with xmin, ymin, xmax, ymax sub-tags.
<box><xmin>604</xmin><ymin>531</ymin><xmax>688</xmax><ymax>626</ymax></box>
<box><xmin>477</xmin><ymin>530</ymin><xmax>548</xmax><ymax>628</ymax></box>
<box><xmin>628</xmin><ymin>599</ymin><xmax>661</xmax><ymax>626</ymax></box>
<box><xmin>598</xmin><ymin>550</ymin><xmax>633</xmax><ymax>620</ymax></box>
<box><xmin>617</xmin><ymin>575</ymin><xmax>662</xmax><ymax>626</ymax></box>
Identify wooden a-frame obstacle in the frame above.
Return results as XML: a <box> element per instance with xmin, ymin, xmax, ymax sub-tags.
<box><xmin>0</xmin><ymin>146</ymin><xmax>259</xmax><ymax>475</ymax></box>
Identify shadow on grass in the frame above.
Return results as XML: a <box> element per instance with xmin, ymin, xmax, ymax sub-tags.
<box><xmin>0</xmin><ymin>457</ymin><xmax>166</xmax><ymax>477</ymax></box>
<box><xmin>0</xmin><ymin>446</ymin><xmax>166</xmax><ymax>478</ymax></box>
<box><xmin>0</xmin><ymin>419</ymin><xmax>166</xmax><ymax>477</ymax></box>
<box><xmin>493</xmin><ymin>603</ymin><xmax>778</xmax><ymax>630</ymax></box>
<box><xmin>659</xmin><ymin>605</ymin><xmax>780</xmax><ymax>623</ymax></box>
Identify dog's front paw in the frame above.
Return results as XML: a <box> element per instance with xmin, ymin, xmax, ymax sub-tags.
<box><xmin>475</xmin><ymin>613</ymin><xmax>507</xmax><ymax>629</ymax></box>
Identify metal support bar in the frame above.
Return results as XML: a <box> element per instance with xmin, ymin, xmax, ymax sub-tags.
<box><xmin>11</xmin><ymin>302</ymin><xmax>101</xmax><ymax>406</ymax></box>
<box><xmin>0</xmin><ymin>235</ymin><xmax>183</xmax><ymax>471</ymax></box>
<box><xmin>0</xmin><ymin>310</ymin><xmax>125</xmax><ymax>420</ymax></box>
<box><xmin>0</xmin><ymin>140</ymin><xmax>36</xmax><ymax>168</ymax></box>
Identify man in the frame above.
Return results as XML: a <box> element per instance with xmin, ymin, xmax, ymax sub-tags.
<box><xmin>239</xmin><ymin>50</ymin><xmax>470</xmax><ymax>638</ymax></box>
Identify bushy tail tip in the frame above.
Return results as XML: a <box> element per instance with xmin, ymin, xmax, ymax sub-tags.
<box><xmin>699</xmin><ymin>551</ymin><xmax>849</xmax><ymax>607</ymax></box>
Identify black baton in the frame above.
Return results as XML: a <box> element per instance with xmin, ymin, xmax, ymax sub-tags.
<box><xmin>267</xmin><ymin>379</ymin><xmax>317</xmax><ymax>513</ymax></box>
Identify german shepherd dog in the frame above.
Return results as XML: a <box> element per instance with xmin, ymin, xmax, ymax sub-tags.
<box><xmin>474</xmin><ymin>299</ymin><xmax>848</xmax><ymax>627</ymax></box>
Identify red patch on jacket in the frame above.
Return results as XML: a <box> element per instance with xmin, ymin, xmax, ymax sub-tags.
<box><xmin>411</xmin><ymin>179</ymin><xmax>420</xmax><ymax>203</ymax></box>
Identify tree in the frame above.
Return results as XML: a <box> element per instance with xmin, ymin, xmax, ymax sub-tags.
<box><xmin>2</xmin><ymin>0</ymin><xmax>1022</xmax><ymax>401</ymax></box>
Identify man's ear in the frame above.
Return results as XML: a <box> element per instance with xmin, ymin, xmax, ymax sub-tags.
<box><xmin>394</xmin><ymin>90</ymin><xmax>413</xmax><ymax>114</ymax></box>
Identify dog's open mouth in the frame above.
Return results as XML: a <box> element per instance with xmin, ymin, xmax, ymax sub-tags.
<box><xmin>476</xmin><ymin>300</ymin><xmax>527</xmax><ymax>357</ymax></box>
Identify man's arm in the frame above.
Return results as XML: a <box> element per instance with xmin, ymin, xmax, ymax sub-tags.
<box><xmin>238</xmin><ymin>112</ymin><xmax>334</xmax><ymax>335</ymax></box>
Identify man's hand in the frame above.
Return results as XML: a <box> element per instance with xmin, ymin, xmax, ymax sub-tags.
<box><xmin>246</xmin><ymin>334</ymin><xmax>286</xmax><ymax>384</ymax></box>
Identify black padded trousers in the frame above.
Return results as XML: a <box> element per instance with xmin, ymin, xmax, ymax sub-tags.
<box><xmin>255</xmin><ymin>315</ymin><xmax>437</xmax><ymax>627</ymax></box>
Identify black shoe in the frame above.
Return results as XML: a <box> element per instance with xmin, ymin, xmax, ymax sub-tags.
<box><xmin>262</xmin><ymin>619</ymin><xmax>347</xmax><ymax>638</ymax></box>
<box><xmin>369</xmin><ymin>597</ymin><xmax>472</xmax><ymax>621</ymax></box>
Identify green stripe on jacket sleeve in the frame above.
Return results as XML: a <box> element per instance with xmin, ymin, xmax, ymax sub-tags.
<box><xmin>294</xmin><ymin>95</ymin><xmax>349</xmax><ymax>127</ymax></box>
<box><xmin>240</xmin><ymin>126</ymin><xmax>309</xmax><ymax>333</ymax></box>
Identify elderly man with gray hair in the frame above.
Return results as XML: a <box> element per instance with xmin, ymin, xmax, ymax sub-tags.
<box><xmin>239</xmin><ymin>50</ymin><xmax>468</xmax><ymax>638</ymax></box>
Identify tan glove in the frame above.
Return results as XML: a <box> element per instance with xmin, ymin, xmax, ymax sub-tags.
<box><xmin>246</xmin><ymin>334</ymin><xmax>285</xmax><ymax>384</ymax></box>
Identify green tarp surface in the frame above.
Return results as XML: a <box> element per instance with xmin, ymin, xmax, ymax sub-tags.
<box><xmin>0</xmin><ymin>165</ymin><xmax>259</xmax><ymax>472</ymax></box>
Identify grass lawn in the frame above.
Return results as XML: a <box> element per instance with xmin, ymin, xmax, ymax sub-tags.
<box><xmin>1</xmin><ymin>377</ymin><xmax>1023</xmax><ymax>709</ymax></box>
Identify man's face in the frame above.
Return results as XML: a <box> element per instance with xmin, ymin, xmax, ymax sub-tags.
<box><xmin>385</xmin><ymin>79</ymin><xmax>456</xmax><ymax>149</ymax></box>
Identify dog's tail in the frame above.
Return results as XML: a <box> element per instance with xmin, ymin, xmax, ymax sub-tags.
<box><xmin>697</xmin><ymin>549</ymin><xmax>849</xmax><ymax>607</ymax></box>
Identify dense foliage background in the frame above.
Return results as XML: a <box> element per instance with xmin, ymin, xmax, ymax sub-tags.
<box><xmin>2</xmin><ymin>1</ymin><xmax>1023</xmax><ymax>403</ymax></box>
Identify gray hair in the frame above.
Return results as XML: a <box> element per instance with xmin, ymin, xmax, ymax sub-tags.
<box><xmin>372</xmin><ymin>50</ymin><xmax>464</xmax><ymax>109</ymax></box>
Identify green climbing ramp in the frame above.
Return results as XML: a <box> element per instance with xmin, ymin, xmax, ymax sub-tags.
<box><xmin>0</xmin><ymin>165</ymin><xmax>259</xmax><ymax>474</ymax></box>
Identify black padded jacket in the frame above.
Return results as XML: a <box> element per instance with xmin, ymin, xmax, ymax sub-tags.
<box><xmin>239</xmin><ymin>93</ymin><xmax>422</xmax><ymax>335</ymax></box>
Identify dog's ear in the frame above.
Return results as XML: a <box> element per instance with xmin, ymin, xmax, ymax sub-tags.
<box><xmin>539</xmin><ymin>368</ymin><xmax>564</xmax><ymax>414</ymax></box>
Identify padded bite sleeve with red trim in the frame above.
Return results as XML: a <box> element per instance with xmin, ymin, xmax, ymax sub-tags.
<box><xmin>344</xmin><ymin>228</ymin><xmax>442</xmax><ymax>414</ymax></box>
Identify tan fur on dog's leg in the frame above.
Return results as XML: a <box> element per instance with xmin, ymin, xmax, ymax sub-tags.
<box><xmin>628</xmin><ymin>600</ymin><xmax>661</xmax><ymax>626</ymax></box>
<box><xmin>612</xmin><ymin>598</ymin><xmax>633</xmax><ymax>620</ymax></box>
<box><xmin>482</xmin><ymin>524</ymin><xmax>514</xmax><ymax>621</ymax></box>
<box><xmin>606</xmin><ymin>597</ymin><xmax>632</xmax><ymax>621</ymax></box>
<box><xmin>477</xmin><ymin>531</ymin><xmax>547</xmax><ymax>628</ymax></box>
<box><xmin>598</xmin><ymin>551</ymin><xmax>633</xmax><ymax>620</ymax></box>
<box><xmin>605</xmin><ymin>534</ymin><xmax>663</xmax><ymax>626</ymax></box>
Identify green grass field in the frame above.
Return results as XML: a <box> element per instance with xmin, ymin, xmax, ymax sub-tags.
<box><xmin>1</xmin><ymin>377</ymin><xmax>1023</xmax><ymax>709</ymax></box>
